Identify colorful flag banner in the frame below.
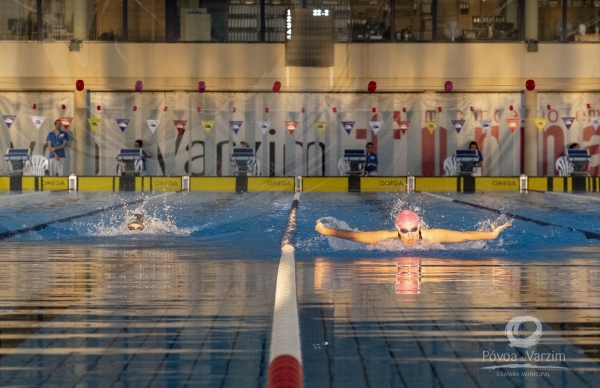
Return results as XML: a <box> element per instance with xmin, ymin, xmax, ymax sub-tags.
<box><xmin>506</xmin><ymin>118</ymin><xmax>520</xmax><ymax>132</ymax></box>
<box><xmin>229</xmin><ymin>121</ymin><xmax>243</xmax><ymax>134</ymax></box>
<box><xmin>398</xmin><ymin>120</ymin><xmax>410</xmax><ymax>134</ymax></box>
<box><xmin>315</xmin><ymin>121</ymin><xmax>326</xmax><ymax>134</ymax></box>
<box><xmin>534</xmin><ymin>118</ymin><xmax>547</xmax><ymax>131</ymax></box>
<box><xmin>3</xmin><ymin>115</ymin><xmax>16</xmax><ymax>129</ymax></box>
<box><xmin>31</xmin><ymin>116</ymin><xmax>45</xmax><ymax>130</ymax></box>
<box><xmin>146</xmin><ymin>119</ymin><xmax>159</xmax><ymax>134</ymax></box>
<box><xmin>591</xmin><ymin>116</ymin><xmax>600</xmax><ymax>130</ymax></box>
<box><xmin>173</xmin><ymin>120</ymin><xmax>188</xmax><ymax>134</ymax></box>
<box><xmin>59</xmin><ymin>117</ymin><xmax>73</xmax><ymax>130</ymax></box>
<box><xmin>342</xmin><ymin>121</ymin><xmax>355</xmax><ymax>135</ymax></box>
<box><xmin>88</xmin><ymin>118</ymin><xmax>101</xmax><ymax>131</ymax></box>
<box><xmin>562</xmin><ymin>116</ymin><xmax>575</xmax><ymax>130</ymax></box>
<box><xmin>258</xmin><ymin>121</ymin><xmax>270</xmax><ymax>135</ymax></box>
<box><xmin>116</xmin><ymin>119</ymin><xmax>130</xmax><ymax>133</ymax></box>
<box><xmin>369</xmin><ymin>121</ymin><xmax>382</xmax><ymax>135</ymax></box>
<box><xmin>479</xmin><ymin>119</ymin><xmax>492</xmax><ymax>133</ymax></box>
<box><xmin>451</xmin><ymin>119</ymin><xmax>465</xmax><ymax>134</ymax></box>
<box><xmin>425</xmin><ymin>120</ymin><xmax>437</xmax><ymax>134</ymax></box>
<box><xmin>286</xmin><ymin>121</ymin><xmax>299</xmax><ymax>134</ymax></box>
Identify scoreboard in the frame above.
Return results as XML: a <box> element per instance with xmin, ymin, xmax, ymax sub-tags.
<box><xmin>285</xmin><ymin>8</ymin><xmax>334</xmax><ymax>67</ymax></box>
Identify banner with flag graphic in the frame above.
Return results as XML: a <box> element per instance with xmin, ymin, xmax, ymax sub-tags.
<box><xmin>31</xmin><ymin>116</ymin><xmax>45</xmax><ymax>130</ymax></box>
<box><xmin>175</xmin><ymin>120</ymin><xmax>189</xmax><ymax>134</ymax></box>
<box><xmin>451</xmin><ymin>119</ymin><xmax>465</xmax><ymax>134</ymax></box>
<box><xmin>286</xmin><ymin>121</ymin><xmax>299</xmax><ymax>134</ymax></box>
<box><xmin>342</xmin><ymin>121</ymin><xmax>355</xmax><ymax>135</ymax></box>
<box><xmin>146</xmin><ymin>119</ymin><xmax>159</xmax><ymax>134</ymax></box>
<box><xmin>369</xmin><ymin>121</ymin><xmax>382</xmax><ymax>135</ymax></box>
<box><xmin>398</xmin><ymin>120</ymin><xmax>410</xmax><ymax>134</ymax></box>
<box><xmin>258</xmin><ymin>121</ymin><xmax>270</xmax><ymax>135</ymax></box>
<box><xmin>562</xmin><ymin>116</ymin><xmax>575</xmax><ymax>130</ymax></box>
<box><xmin>425</xmin><ymin>120</ymin><xmax>437</xmax><ymax>134</ymax></box>
<box><xmin>229</xmin><ymin>121</ymin><xmax>243</xmax><ymax>134</ymax></box>
<box><xmin>116</xmin><ymin>119</ymin><xmax>130</xmax><ymax>133</ymax></box>
<box><xmin>315</xmin><ymin>121</ymin><xmax>326</xmax><ymax>134</ymax></box>
<box><xmin>3</xmin><ymin>115</ymin><xmax>16</xmax><ymax>129</ymax></box>
<box><xmin>479</xmin><ymin>119</ymin><xmax>491</xmax><ymax>133</ymax></box>
<box><xmin>591</xmin><ymin>116</ymin><xmax>600</xmax><ymax>130</ymax></box>
<box><xmin>59</xmin><ymin>117</ymin><xmax>73</xmax><ymax>130</ymax></box>
<box><xmin>534</xmin><ymin>118</ymin><xmax>547</xmax><ymax>131</ymax></box>
<box><xmin>506</xmin><ymin>118</ymin><xmax>520</xmax><ymax>132</ymax></box>
<box><xmin>88</xmin><ymin>118</ymin><xmax>101</xmax><ymax>131</ymax></box>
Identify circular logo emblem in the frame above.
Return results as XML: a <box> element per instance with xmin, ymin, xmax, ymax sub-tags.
<box><xmin>505</xmin><ymin>316</ymin><xmax>542</xmax><ymax>348</ymax></box>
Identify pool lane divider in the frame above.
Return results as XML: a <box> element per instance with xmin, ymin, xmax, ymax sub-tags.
<box><xmin>0</xmin><ymin>190</ymin><xmax>177</xmax><ymax>240</ymax></box>
<box><xmin>0</xmin><ymin>198</ymin><xmax>147</xmax><ymax>241</ymax></box>
<box><xmin>268</xmin><ymin>192</ymin><xmax>303</xmax><ymax>388</ymax></box>
<box><xmin>423</xmin><ymin>192</ymin><xmax>600</xmax><ymax>240</ymax></box>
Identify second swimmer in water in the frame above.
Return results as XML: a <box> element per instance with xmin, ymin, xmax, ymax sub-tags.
<box><xmin>315</xmin><ymin>209</ymin><xmax>511</xmax><ymax>245</ymax></box>
<box><xmin>128</xmin><ymin>214</ymin><xmax>145</xmax><ymax>231</ymax></box>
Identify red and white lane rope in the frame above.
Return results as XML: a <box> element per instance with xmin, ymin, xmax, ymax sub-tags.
<box><xmin>268</xmin><ymin>192</ymin><xmax>303</xmax><ymax>388</ymax></box>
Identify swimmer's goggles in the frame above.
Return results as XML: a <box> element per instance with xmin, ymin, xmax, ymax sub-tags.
<box><xmin>397</xmin><ymin>226</ymin><xmax>419</xmax><ymax>234</ymax></box>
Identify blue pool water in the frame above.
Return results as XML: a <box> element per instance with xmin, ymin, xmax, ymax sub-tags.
<box><xmin>0</xmin><ymin>190</ymin><xmax>599</xmax><ymax>387</ymax></box>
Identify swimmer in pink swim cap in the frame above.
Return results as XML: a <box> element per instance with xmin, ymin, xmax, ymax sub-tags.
<box><xmin>315</xmin><ymin>209</ymin><xmax>511</xmax><ymax>245</ymax></box>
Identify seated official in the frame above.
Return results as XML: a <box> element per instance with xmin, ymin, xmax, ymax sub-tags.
<box><xmin>134</xmin><ymin>140</ymin><xmax>153</xmax><ymax>175</ymax></box>
<box><xmin>460</xmin><ymin>141</ymin><xmax>483</xmax><ymax>175</ymax></box>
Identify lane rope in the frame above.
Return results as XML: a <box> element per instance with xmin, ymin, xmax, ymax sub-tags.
<box><xmin>268</xmin><ymin>192</ymin><xmax>303</xmax><ymax>388</ymax></box>
<box><xmin>422</xmin><ymin>192</ymin><xmax>600</xmax><ymax>240</ymax></box>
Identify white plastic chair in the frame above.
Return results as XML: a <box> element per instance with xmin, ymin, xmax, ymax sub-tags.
<box><xmin>250</xmin><ymin>158</ymin><xmax>261</xmax><ymax>176</ymax></box>
<box><xmin>29</xmin><ymin>155</ymin><xmax>48</xmax><ymax>176</ymax></box>
<box><xmin>555</xmin><ymin>156</ymin><xmax>572</xmax><ymax>176</ymax></box>
<box><xmin>338</xmin><ymin>158</ymin><xmax>349</xmax><ymax>176</ymax></box>
<box><xmin>443</xmin><ymin>156</ymin><xmax>457</xmax><ymax>176</ymax></box>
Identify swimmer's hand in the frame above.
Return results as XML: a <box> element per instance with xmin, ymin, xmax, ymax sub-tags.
<box><xmin>315</xmin><ymin>219</ymin><xmax>328</xmax><ymax>236</ymax></box>
<box><xmin>491</xmin><ymin>222</ymin><xmax>512</xmax><ymax>236</ymax></box>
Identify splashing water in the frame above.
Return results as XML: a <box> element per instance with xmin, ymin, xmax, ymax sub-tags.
<box><xmin>85</xmin><ymin>205</ymin><xmax>198</xmax><ymax>237</ymax></box>
<box><xmin>313</xmin><ymin>212</ymin><xmax>511</xmax><ymax>252</ymax></box>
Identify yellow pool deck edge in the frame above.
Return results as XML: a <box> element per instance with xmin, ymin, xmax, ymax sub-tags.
<box><xmin>0</xmin><ymin>176</ymin><xmax>598</xmax><ymax>193</ymax></box>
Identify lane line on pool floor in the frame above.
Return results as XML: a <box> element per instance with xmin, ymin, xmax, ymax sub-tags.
<box><xmin>268</xmin><ymin>191</ymin><xmax>303</xmax><ymax>388</ymax></box>
<box><xmin>545</xmin><ymin>191</ymin><xmax>600</xmax><ymax>202</ymax></box>
<box><xmin>0</xmin><ymin>192</ymin><xmax>179</xmax><ymax>241</ymax></box>
<box><xmin>422</xmin><ymin>192</ymin><xmax>600</xmax><ymax>240</ymax></box>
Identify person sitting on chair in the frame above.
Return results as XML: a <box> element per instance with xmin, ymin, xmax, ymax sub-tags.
<box><xmin>134</xmin><ymin>140</ymin><xmax>153</xmax><ymax>175</ymax></box>
<box><xmin>461</xmin><ymin>141</ymin><xmax>483</xmax><ymax>175</ymax></box>
<box><xmin>568</xmin><ymin>142</ymin><xmax>589</xmax><ymax>173</ymax></box>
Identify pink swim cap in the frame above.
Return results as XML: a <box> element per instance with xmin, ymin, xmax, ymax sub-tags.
<box><xmin>395</xmin><ymin>210</ymin><xmax>420</xmax><ymax>229</ymax></box>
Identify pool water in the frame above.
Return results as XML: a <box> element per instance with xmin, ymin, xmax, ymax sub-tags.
<box><xmin>0</xmin><ymin>190</ymin><xmax>599</xmax><ymax>387</ymax></box>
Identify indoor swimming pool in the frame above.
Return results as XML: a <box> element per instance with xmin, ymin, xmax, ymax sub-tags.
<box><xmin>0</xmin><ymin>190</ymin><xmax>599</xmax><ymax>387</ymax></box>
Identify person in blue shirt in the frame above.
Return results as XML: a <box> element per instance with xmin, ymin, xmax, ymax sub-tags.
<box><xmin>461</xmin><ymin>141</ymin><xmax>483</xmax><ymax>174</ymax></box>
<box><xmin>134</xmin><ymin>139</ymin><xmax>153</xmax><ymax>175</ymax></box>
<box><xmin>364</xmin><ymin>142</ymin><xmax>378</xmax><ymax>176</ymax></box>
<box><xmin>46</xmin><ymin>119</ymin><xmax>69</xmax><ymax>176</ymax></box>
<box><xmin>469</xmin><ymin>141</ymin><xmax>483</xmax><ymax>167</ymax></box>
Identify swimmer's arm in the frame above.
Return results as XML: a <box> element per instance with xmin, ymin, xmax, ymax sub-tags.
<box><xmin>421</xmin><ymin>222</ymin><xmax>511</xmax><ymax>243</ymax></box>
<box><xmin>315</xmin><ymin>220</ymin><xmax>396</xmax><ymax>244</ymax></box>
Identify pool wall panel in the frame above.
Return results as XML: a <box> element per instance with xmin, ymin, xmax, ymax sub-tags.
<box><xmin>248</xmin><ymin>177</ymin><xmax>294</xmax><ymax>192</ymax></box>
<box><xmin>190</xmin><ymin>177</ymin><xmax>236</xmax><ymax>192</ymax></box>
<box><xmin>78</xmin><ymin>177</ymin><xmax>115</xmax><ymax>191</ymax></box>
<box><xmin>475</xmin><ymin>177</ymin><xmax>520</xmax><ymax>191</ymax></box>
<box><xmin>360</xmin><ymin>177</ymin><xmax>407</xmax><ymax>192</ymax></box>
<box><xmin>415</xmin><ymin>177</ymin><xmax>458</xmax><ymax>192</ymax></box>
<box><xmin>303</xmin><ymin>177</ymin><xmax>348</xmax><ymax>192</ymax></box>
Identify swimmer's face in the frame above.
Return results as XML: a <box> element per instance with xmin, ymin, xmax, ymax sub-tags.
<box><xmin>398</xmin><ymin>223</ymin><xmax>419</xmax><ymax>245</ymax></box>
